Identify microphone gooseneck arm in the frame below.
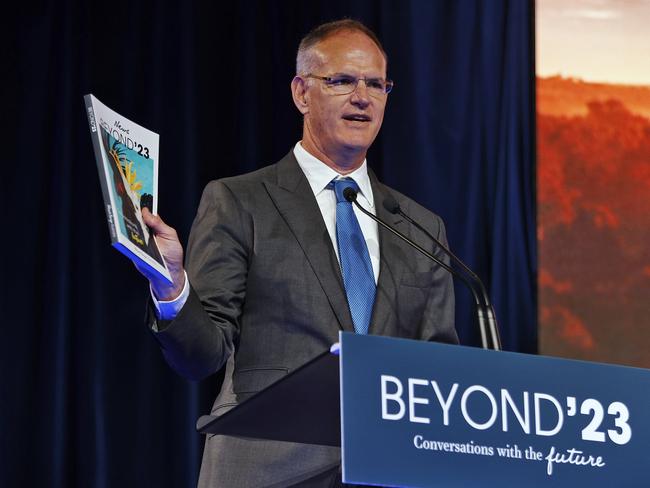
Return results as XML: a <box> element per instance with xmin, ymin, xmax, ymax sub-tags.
<box><xmin>342</xmin><ymin>188</ymin><xmax>490</xmax><ymax>349</ymax></box>
<box><xmin>383</xmin><ymin>194</ymin><xmax>501</xmax><ymax>351</ymax></box>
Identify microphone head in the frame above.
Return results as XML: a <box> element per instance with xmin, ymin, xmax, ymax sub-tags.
<box><xmin>343</xmin><ymin>186</ymin><xmax>358</xmax><ymax>203</ymax></box>
<box><xmin>382</xmin><ymin>194</ymin><xmax>400</xmax><ymax>214</ymax></box>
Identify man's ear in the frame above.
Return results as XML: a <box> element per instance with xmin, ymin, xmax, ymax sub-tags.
<box><xmin>291</xmin><ymin>76</ymin><xmax>309</xmax><ymax>115</ymax></box>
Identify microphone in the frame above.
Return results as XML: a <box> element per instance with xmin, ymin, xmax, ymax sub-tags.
<box><xmin>382</xmin><ymin>193</ymin><xmax>501</xmax><ymax>351</ymax></box>
<box><xmin>342</xmin><ymin>187</ymin><xmax>491</xmax><ymax>350</ymax></box>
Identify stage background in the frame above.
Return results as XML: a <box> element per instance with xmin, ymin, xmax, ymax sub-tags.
<box><xmin>1</xmin><ymin>2</ymin><xmax>535</xmax><ymax>486</ymax></box>
<box><xmin>536</xmin><ymin>0</ymin><xmax>650</xmax><ymax>368</ymax></box>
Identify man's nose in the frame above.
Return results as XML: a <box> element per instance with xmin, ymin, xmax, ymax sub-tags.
<box><xmin>350</xmin><ymin>79</ymin><xmax>371</xmax><ymax>105</ymax></box>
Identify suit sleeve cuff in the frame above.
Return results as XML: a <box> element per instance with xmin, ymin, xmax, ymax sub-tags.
<box><xmin>150</xmin><ymin>271</ymin><xmax>190</xmax><ymax>321</ymax></box>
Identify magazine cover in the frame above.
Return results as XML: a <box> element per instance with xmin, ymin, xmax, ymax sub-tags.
<box><xmin>84</xmin><ymin>94</ymin><xmax>172</xmax><ymax>284</ymax></box>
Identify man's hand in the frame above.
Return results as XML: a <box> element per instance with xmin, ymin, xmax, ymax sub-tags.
<box><xmin>135</xmin><ymin>208</ymin><xmax>186</xmax><ymax>301</ymax></box>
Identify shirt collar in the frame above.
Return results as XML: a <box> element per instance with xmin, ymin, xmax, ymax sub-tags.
<box><xmin>293</xmin><ymin>142</ymin><xmax>375</xmax><ymax>208</ymax></box>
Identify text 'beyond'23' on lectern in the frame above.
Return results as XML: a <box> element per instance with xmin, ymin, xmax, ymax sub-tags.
<box><xmin>197</xmin><ymin>332</ymin><xmax>650</xmax><ymax>487</ymax></box>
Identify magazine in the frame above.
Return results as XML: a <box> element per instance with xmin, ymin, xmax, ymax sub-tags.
<box><xmin>84</xmin><ymin>94</ymin><xmax>172</xmax><ymax>284</ymax></box>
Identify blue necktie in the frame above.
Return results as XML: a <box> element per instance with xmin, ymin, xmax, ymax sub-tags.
<box><xmin>332</xmin><ymin>178</ymin><xmax>376</xmax><ymax>334</ymax></box>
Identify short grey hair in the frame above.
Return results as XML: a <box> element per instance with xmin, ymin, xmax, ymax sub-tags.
<box><xmin>296</xmin><ymin>19</ymin><xmax>388</xmax><ymax>75</ymax></box>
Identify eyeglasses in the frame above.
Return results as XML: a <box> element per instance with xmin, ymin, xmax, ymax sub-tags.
<box><xmin>304</xmin><ymin>74</ymin><xmax>394</xmax><ymax>97</ymax></box>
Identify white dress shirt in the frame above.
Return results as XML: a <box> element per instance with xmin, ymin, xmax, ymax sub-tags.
<box><xmin>152</xmin><ymin>141</ymin><xmax>380</xmax><ymax>319</ymax></box>
<box><xmin>293</xmin><ymin>141</ymin><xmax>380</xmax><ymax>283</ymax></box>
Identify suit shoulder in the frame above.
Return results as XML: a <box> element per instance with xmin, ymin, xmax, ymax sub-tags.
<box><xmin>376</xmin><ymin>182</ymin><xmax>449</xmax><ymax>242</ymax></box>
<box><xmin>379</xmin><ymin>183</ymin><xmax>444</xmax><ymax>221</ymax></box>
<box><xmin>204</xmin><ymin>163</ymin><xmax>278</xmax><ymax>193</ymax></box>
<box><xmin>197</xmin><ymin>157</ymin><xmax>287</xmax><ymax>209</ymax></box>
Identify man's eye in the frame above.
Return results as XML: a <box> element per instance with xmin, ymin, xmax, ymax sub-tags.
<box><xmin>366</xmin><ymin>79</ymin><xmax>384</xmax><ymax>90</ymax></box>
<box><xmin>328</xmin><ymin>77</ymin><xmax>355</xmax><ymax>87</ymax></box>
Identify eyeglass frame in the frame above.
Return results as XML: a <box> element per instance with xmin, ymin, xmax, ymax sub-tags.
<box><xmin>302</xmin><ymin>73</ymin><xmax>394</xmax><ymax>97</ymax></box>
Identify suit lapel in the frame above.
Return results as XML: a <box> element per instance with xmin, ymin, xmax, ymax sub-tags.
<box><xmin>368</xmin><ymin>174</ymin><xmax>408</xmax><ymax>336</ymax></box>
<box><xmin>264</xmin><ymin>153</ymin><xmax>355</xmax><ymax>332</ymax></box>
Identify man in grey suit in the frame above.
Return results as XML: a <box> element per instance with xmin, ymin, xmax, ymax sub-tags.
<box><xmin>137</xmin><ymin>19</ymin><xmax>458</xmax><ymax>487</ymax></box>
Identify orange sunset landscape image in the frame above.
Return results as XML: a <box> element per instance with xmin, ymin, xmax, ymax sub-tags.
<box><xmin>536</xmin><ymin>0</ymin><xmax>650</xmax><ymax>367</ymax></box>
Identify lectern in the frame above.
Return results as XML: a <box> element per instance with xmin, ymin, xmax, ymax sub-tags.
<box><xmin>198</xmin><ymin>332</ymin><xmax>650</xmax><ymax>487</ymax></box>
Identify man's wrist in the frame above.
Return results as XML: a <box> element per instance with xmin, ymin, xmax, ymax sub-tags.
<box><xmin>151</xmin><ymin>271</ymin><xmax>190</xmax><ymax>320</ymax></box>
<box><xmin>151</xmin><ymin>269</ymin><xmax>186</xmax><ymax>301</ymax></box>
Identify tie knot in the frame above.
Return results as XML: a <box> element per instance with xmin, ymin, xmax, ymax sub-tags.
<box><xmin>331</xmin><ymin>178</ymin><xmax>360</xmax><ymax>204</ymax></box>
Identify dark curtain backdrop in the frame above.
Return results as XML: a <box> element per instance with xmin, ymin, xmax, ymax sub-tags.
<box><xmin>2</xmin><ymin>1</ymin><xmax>536</xmax><ymax>486</ymax></box>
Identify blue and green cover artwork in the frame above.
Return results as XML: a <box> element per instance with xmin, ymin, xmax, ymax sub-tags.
<box><xmin>101</xmin><ymin>127</ymin><xmax>163</xmax><ymax>266</ymax></box>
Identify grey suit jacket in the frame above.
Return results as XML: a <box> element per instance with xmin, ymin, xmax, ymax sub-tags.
<box><xmin>149</xmin><ymin>151</ymin><xmax>458</xmax><ymax>487</ymax></box>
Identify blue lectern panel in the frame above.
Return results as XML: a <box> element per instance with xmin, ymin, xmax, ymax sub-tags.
<box><xmin>339</xmin><ymin>332</ymin><xmax>650</xmax><ymax>487</ymax></box>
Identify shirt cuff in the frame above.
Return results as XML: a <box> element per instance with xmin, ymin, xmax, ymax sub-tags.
<box><xmin>151</xmin><ymin>271</ymin><xmax>190</xmax><ymax>320</ymax></box>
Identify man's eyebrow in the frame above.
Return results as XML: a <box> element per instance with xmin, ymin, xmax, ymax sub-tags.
<box><xmin>329</xmin><ymin>72</ymin><xmax>384</xmax><ymax>79</ymax></box>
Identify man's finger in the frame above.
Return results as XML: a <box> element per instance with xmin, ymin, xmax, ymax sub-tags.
<box><xmin>142</xmin><ymin>207</ymin><xmax>162</xmax><ymax>226</ymax></box>
<box><xmin>142</xmin><ymin>208</ymin><xmax>176</xmax><ymax>238</ymax></box>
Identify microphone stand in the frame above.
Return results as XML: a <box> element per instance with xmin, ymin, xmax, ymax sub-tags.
<box><xmin>342</xmin><ymin>188</ymin><xmax>492</xmax><ymax>349</ymax></box>
<box><xmin>388</xmin><ymin>202</ymin><xmax>501</xmax><ymax>351</ymax></box>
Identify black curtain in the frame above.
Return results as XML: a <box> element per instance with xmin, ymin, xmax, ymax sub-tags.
<box><xmin>2</xmin><ymin>1</ymin><xmax>536</xmax><ymax>486</ymax></box>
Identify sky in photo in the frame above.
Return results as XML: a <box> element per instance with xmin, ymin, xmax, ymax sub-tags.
<box><xmin>537</xmin><ymin>0</ymin><xmax>650</xmax><ymax>85</ymax></box>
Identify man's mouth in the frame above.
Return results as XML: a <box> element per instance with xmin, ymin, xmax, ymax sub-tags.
<box><xmin>342</xmin><ymin>114</ymin><xmax>371</xmax><ymax>122</ymax></box>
